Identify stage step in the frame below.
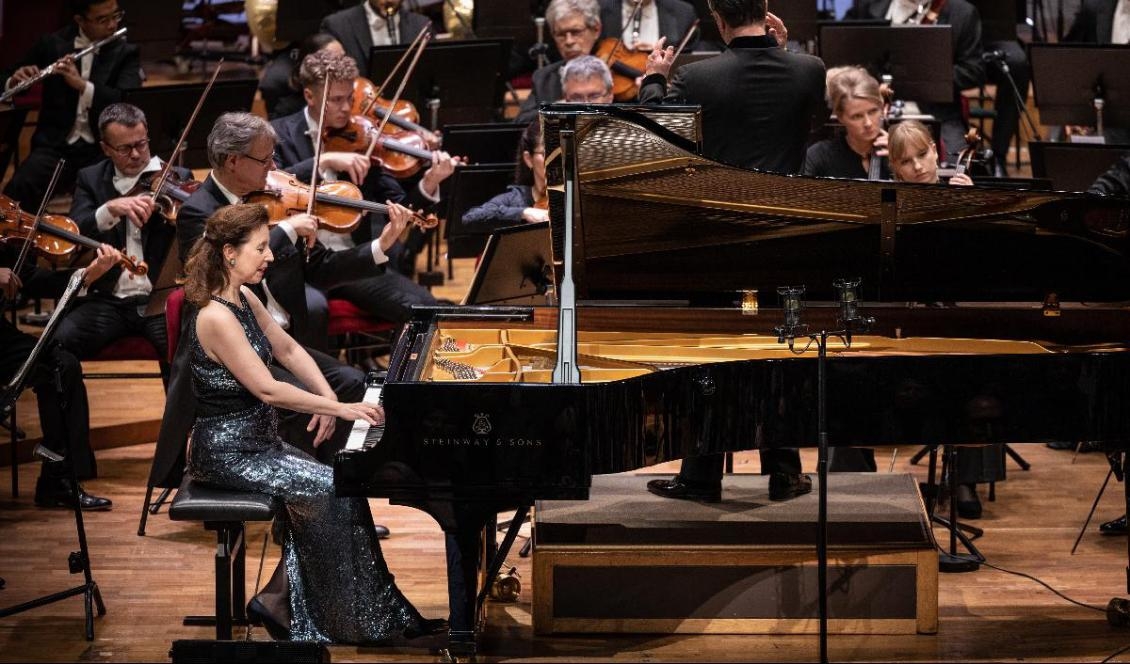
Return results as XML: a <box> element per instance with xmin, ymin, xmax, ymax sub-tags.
<box><xmin>533</xmin><ymin>472</ymin><xmax>937</xmax><ymax>636</ymax></box>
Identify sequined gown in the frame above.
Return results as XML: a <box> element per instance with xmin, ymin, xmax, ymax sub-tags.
<box><xmin>186</xmin><ymin>293</ymin><xmax>424</xmax><ymax>643</ymax></box>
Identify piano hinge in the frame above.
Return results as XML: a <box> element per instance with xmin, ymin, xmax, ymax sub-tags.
<box><xmin>740</xmin><ymin>290</ymin><xmax>759</xmax><ymax>315</ymax></box>
<box><xmin>1043</xmin><ymin>291</ymin><xmax>1061</xmax><ymax>317</ymax></box>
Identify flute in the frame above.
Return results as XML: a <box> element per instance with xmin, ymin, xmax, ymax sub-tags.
<box><xmin>1</xmin><ymin>27</ymin><xmax>127</xmax><ymax>104</ymax></box>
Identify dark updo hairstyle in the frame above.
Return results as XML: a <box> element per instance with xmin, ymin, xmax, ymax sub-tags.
<box><xmin>287</xmin><ymin>32</ymin><xmax>341</xmax><ymax>92</ymax></box>
<box><xmin>514</xmin><ymin>120</ymin><xmax>543</xmax><ymax>186</ymax></box>
<box><xmin>183</xmin><ymin>204</ymin><xmax>270</xmax><ymax>308</ymax></box>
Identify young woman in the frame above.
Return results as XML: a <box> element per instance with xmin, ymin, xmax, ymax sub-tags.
<box><xmin>181</xmin><ymin>203</ymin><xmax>445</xmax><ymax>643</ymax></box>
<box><xmin>461</xmin><ymin>121</ymin><xmax>549</xmax><ymax>226</ymax></box>
<box><xmin>802</xmin><ymin>66</ymin><xmax>889</xmax><ymax>180</ymax></box>
<box><xmin>887</xmin><ymin>120</ymin><xmax>974</xmax><ymax>186</ymax></box>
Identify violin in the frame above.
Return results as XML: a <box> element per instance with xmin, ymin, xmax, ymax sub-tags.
<box><xmin>0</xmin><ymin>194</ymin><xmax>148</xmax><ymax>275</ymax></box>
<box><xmin>353</xmin><ymin>77</ymin><xmax>442</xmax><ymax>149</ymax></box>
<box><xmin>246</xmin><ymin>170</ymin><xmax>438</xmax><ymax>233</ymax></box>
<box><xmin>595</xmin><ymin>37</ymin><xmax>649</xmax><ymax>102</ymax></box>
<box><xmin>129</xmin><ymin>166</ymin><xmax>203</xmax><ymax>223</ymax></box>
<box><xmin>907</xmin><ymin>0</ymin><xmax>947</xmax><ymax>25</ymax></box>
<box><xmin>323</xmin><ymin>114</ymin><xmax>435</xmax><ymax>180</ymax></box>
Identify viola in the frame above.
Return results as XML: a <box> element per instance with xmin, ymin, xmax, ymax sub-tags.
<box><xmin>353</xmin><ymin>77</ymin><xmax>441</xmax><ymax>150</ymax></box>
<box><xmin>0</xmin><ymin>194</ymin><xmax>148</xmax><ymax>275</ymax></box>
<box><xmin>323</xmin><ymin>114</ymin><xmax>435</xmax><ymax>180</ymax></box>
<box><xmin>594</xmin><ymin>37</ymin><xmax>649</xmax><ymax>102</ymax></box>
<box><xmin>246</xmin><ymin>170</ymin><xmax>438</xmax><ymax>233</ymax></box>
<box><xmin>907</xmin><ymin>0</ymin><xmax>947</xmax><ymax>25</ymax></box>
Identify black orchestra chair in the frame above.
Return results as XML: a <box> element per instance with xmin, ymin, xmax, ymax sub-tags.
<box><xmin>137</xmin><ymin>288</ymin><xmax>183</xmax><ymax>536</ymax></box>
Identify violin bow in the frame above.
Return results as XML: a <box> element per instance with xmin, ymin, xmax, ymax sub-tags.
<box><xmin>365</xmin><ymin>32</ymin><xmax>432</xmax><ymax>162</ymax></box>
<box><xmin>366</xmin><ymin>25</ymin><xmax>430</xmax><ymax>115</ymax></box>
<box><xmin>605</xmin><ymin>0</ymin><xmax>645</xmax><ymax>63</ymax></box>
<box><xmin>11</xmin><ymin>160</ymin><xmax>66</xmax><ymax>278</ymax></box>
<box><xmin>150</xmin><ymin>59</ymin><xmax>225</xmax><ymax>206</ymax></box>
<box><xmin>671</xmin><ymin>19</ymin><xmax>699</xmax><ymax>60</ymax></box>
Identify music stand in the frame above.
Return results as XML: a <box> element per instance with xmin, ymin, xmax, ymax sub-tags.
<box><xmin>368</xmin><ymin>38</ymin><xmax>512</xmax><ymax>127</ymax></box>
<box><xmin>441</xmin><ymin>123</ymin><xmax>526</xmax><ymax>165</ymax></box>
<box><xmin>0</xmin><ymin>106</ymin><xmax>28</xmax><ymax>179</ymax></box>
<box><xmin>1030</xmin><ymin>44</ymin><xmax>1130</xmax><ymax>136</ymax></box>
<box><xmin>463</xmin><ymin>222</ymin><xmax>553</xmax><ymax>306</ymax></box>
<box><xmin>1029</xmin><ymin>140</ymin><xmax>1130</xmax><ymax>192</ymax></box>
<box><xmin>119</xmin><ymin>0</ymin><xmax>182</xmax><ymax>61</ymax></box>
<box><xmin>123</xmin><ymin>78</ymin><xmax>259</xmax><ymax>169</ymax></box>
<box><xmin>441</xmin><ymin>163</ymin><xmax>519</xmax><ymax>277</ymax></box>
<box><xmin>0</xmin><ymin>269</ymin><xmax>106</xmax><ymax>640</ymax></box>
<box><xmin>819</xmin><ymin>24</ymin><xmax>954</xmax><ymax>104</ymax></box>
<box><xmin>275</xmin><ymin>0</ymin><xmax>349</xmax><ymax>44</ymax></box>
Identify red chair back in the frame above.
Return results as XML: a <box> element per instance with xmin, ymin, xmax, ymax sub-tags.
<box><xmin>165</xmin><ymin>288</ymin><xmax>186</xmax><ymax>363</ymax></box>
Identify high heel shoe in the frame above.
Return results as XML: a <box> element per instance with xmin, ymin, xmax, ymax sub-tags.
<box><xmin>246</xmin><ymin>597</ymin><xmax>291</xmax><ymax>641</ymax></box>
<box><xmin>402</xmin><ymin>617</ymin><xmax>448</xmax><ymax>640</ymax></box>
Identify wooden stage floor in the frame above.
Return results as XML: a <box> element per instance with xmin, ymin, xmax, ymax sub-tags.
<box><xmin>2</xmin><ymin>441</ymin><xmax>1130</xmax><ymax>662</ymax></box>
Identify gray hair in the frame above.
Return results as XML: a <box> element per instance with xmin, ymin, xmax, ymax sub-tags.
<box><xmin>545</xmin><ymin>0</ymin><xmax>600</xmax><ymax>32</ymax></box>
<box><xmin>560</xmin><ymin>54</ymin><xmax>612</xmax><ymax>91</ymax></box>
<box><xmin>206</xmin><ymin>112</ymin><xmax>277</xmax><ymax>170</ymax></box>
<box><xmin>98</xmin><ymin>102</ymin><xmax>147</xmax><ymax>134</ymax></box>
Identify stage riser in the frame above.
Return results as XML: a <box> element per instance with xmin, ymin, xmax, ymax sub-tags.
<box><xmin>533</xmin><ymin>548</ymin><xmax>938</xmax><ymax>635</ymax></box>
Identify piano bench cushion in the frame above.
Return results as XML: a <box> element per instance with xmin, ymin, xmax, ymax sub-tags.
<box><xmin>168</xmin><ymin>477</ymin><xmax>275</xmax><ymax>523</ymax></box>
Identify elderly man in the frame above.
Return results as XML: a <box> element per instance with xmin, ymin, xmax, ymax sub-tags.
<box><xmin>561</xmin><ymin>54</ymin><xmax>615</xmax><ymax>103</ymax></box>
<box><xmin>517</xmin><ymin>0</ymin><xmax>604</xmax><ymax>123</ymax></box>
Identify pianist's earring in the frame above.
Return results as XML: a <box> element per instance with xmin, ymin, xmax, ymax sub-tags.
<box><xmin>228</xmin><ymin>258</ymin><xmax>236</xmax><ymax>266</ymax></box>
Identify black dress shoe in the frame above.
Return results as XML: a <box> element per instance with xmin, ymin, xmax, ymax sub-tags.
<box><xmin>768</xmin><ymin>473</ymin><xmax>812</xmax><ymax>501</ymax></box>
<box><xmin>1101</xmin><ymin>515</ymin><xmax>1128</xmax><ymax>536</ymax></box>
<box><xmin>403</xmin><ymin>617</ymin><xmax>448</xmax><ymax>640</ymax></box>
<box><xmin>247</xmin><ymin>597</ymin><xmax>291</xmax><ymax>640</ymax></box>
<box><xmin>34</xmin><ymin>477</ymin><xmax>112</xmax><ymax>511</ymax></box>
<box><xmin>374</xmin><ymin>524</ymin><xmax>391</xmax><ymax>539</ymax></box>
<box><xmin>955</xmin><ymin>483</ymin><xmax>982</xmax><ymax>520</ymax></box>
<box><xmin>1045</xmin><ymin>441</ymin><xmax>1076</xmax><ymax>451</ymax></box>
<box><xmin>646</xmin><ymin>477</ymin><xmax>721</xmax><ymax>503</ymax></box>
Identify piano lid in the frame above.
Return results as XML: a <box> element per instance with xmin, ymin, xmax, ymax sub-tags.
<box><xmin>539</xmin><ymin>104</ymin><xmax>1130</xmax><ymax>304</ymax></box>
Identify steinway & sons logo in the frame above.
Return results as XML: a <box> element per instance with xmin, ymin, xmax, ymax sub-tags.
<box><xmin>421</xmin><ymin>412</ymin><xmax>544</xmax><ymax>448</ymax></box>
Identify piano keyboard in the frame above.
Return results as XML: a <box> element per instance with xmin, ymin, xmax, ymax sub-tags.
<box><xmin>345</xmin><ymin>385</ymin><xmax>384</xmax><ymax>451</ymax></box>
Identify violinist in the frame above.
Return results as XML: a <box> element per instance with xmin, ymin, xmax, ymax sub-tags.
<box><xmin>802</xmin><ymin>66</ymin><xmax>890</xmax><ymax>179</ymax></box>
<box><xmin>1</xmin><ymin>244</ymin><xmax>122</xmax><ymax>511</ymax></box>
<box><xmin>462</xmin><ymin>121</ymin><xmax>549</xmax><ymax>226</ymax></box>
<box><xmin>598</xmin><ymin>0</ymin><xmax>699</xmax><ymax>56</ymax></box>
<box><xmin>641</xmin><ymin>0</ymin><xmax>823</xmax><ymax>506</ymax></box>
<box><xmin>272</xmin><ymin>50</ymin><xmax>458</xmax><ymax>325</ymax></box>
<box><xmin>320</xmin><ymin>0</ymin><xmax>434</xmax><ymax>75</ymax></box>
<box><xmin>844</xmin><ymin>0</ymin><xmax>986</xmax><ymax>164</ymax></box>
<box><xmin>561</xmin><ymin>55</ymin><xmax>615</xmax><ymax>103</ymax></box>
<box><xmin>164</xmin><ymin>112</ymin><xmax>407</xmax><ymax>476</ymax></box>
<box><xmin>516</xmin><ymin>0</ymin><xmax>604</xmax><ymax>124</ymax></box>
<box><xmin>1</xmin><ymin>0</ymin><xmax>139</xmax><ymax>210</ymax></box>
<box><xmin>887</xmin><ymin>120</ymin><xmax>973</xmax><ymax>185</ymax></box>
<box><xmin>57</xmin><ymin>103</ymin><xmax>191</xmax><ymax>372</ymax></box>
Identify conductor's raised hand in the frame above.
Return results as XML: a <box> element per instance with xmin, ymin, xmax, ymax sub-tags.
<box><xmin>644</xmin><ymin>36</ymin><xmax>676</xmax><ymax>79</ymax></box>
<box><xmin>766</xmin><ymin>12</ymin><xmax>789</xmax><ymax>48</ymax></box>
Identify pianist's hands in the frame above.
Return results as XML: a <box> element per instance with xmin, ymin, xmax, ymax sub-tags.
<box><xmin>308</xmin><ymin>413</ymin><xmax>337</xmax><ymax>448</ymax></box>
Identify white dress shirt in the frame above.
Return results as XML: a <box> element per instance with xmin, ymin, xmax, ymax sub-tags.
<box><xmin>65</xmin><ymin>29</ymin><xmax>97</xmax><ymax>145</ymax></box>
<box><xmin>364</xmin><ymin>1</ymin><xmax>403</xmax><ymax>47</ymax></box>
<box><xmin>1114</xmin><ymin>0</ymin><xmax>1130</xmax><ymax>44</ymax></box>
<box><xmin>886</xmin><ymin>0</ymin><xmax>922</xmax><ymax>24</ymax></box>
<box><xmin>621</xmin><ymin>0</ymin><xmax>659</xmax><ymax>50</ymax></box>
<box><xmin>93</xmin><ymin>155</ymin><xmax>161</xmax><ymax>299</ymax></box>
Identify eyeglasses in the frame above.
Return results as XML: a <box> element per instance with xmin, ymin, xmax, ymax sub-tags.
<box><xmin>565</xmin><ymin>92</ymin><xmax>611</xmax><ymax>103</ymax></box>
<box><xmin>553</xmin><ymin>27</ymin><xmax>593</xmax><ymax>40</ymax></box>
<box><xmin>103</xmin><ymin>137</ymin><xmax>148</xmax><ymax>156</ymax></box>
<box><xmin>241</xmin><ymin>151</ymin><xmax>274</xmax><ymax>167</ymax></box>
<box><xmin>86</xmin><ymin>9</ymin><xmax>125</xmax><ymax>27</ymax></box>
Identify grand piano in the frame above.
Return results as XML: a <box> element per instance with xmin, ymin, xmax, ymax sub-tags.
<box><xmin>334</xmin><ymin>104</ymin><xmax>1130</xmax><ymax>657</ymax></box>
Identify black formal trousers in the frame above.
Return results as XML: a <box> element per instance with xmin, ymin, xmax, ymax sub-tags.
<box><xmin>326</xmin><ymin>266</ymin><xmax>436</xmax><ymax>324</ymax></box>
<box><xmin>678</xmin><ymin>448</ymin><xmax>803</xmax><ymax>487</ymax></box>
<box><xmin>54</xmin><ymin>294</ymin><xmax>170</xmax><ymax>383</ymax></box>
<box><xmin>0</xmin><ymin>320</ymin><xmax>95</xmax><ymax>480</ymax></box>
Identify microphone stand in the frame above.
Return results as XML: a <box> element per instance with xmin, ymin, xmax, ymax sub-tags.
<box><xmin>773</xmin><ymin>280</ymin><xmax>874</xmax><ymax>664</ymax></box>
<box><xmin>0</xmin><ymin>269</ymin><xmax>106</xmax><ymax>640</ymax></box>
<box><xmin>984</xmin><ymin>53</ymin><xmax>1043</xmax><ymax>144</ymax></box>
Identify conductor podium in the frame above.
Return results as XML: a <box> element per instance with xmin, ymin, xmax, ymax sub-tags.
<box><xmin>532</xmin><ymin>473</ymin><xmax>937</xmax><ymax>636</ymax></box>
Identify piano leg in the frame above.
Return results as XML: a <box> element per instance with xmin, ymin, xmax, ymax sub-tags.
<box><xmin>444</xmin><ymin>524</ymin><xmax>483</xmax><ymax>660</ymax></box>
<box><xmin>1124</xmin><ymin>452</ymin><xmax>1130</xmax><ymax>595</ymax></box>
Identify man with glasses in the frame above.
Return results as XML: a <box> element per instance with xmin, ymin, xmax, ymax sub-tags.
<box><xmin>57</xmin><ymin>103</ymin><xmax>189</xmax><ymax>379</ymax></box>
<box><xmin>561</xmin><ymin>55</ymin><xmax>615</xmax><ymax>104</ymax></box>
<box><xmin>320</xmin><ymin>0</ymin><xmax>434</xmax><ymax>74</ymax></box>
<box><xmin>1</xmin><ymin>0</ymin><xmax>139</xmax><ymax>209</ymax></box>
<box><xmin>517</xmin><ymin>0</ymin><xmax>604</xmax><ymax>123</ymax></box>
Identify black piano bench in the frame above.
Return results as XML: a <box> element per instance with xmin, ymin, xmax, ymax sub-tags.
<box><xmin>168</xmin><ymin>477</ymin><xmax>276</xmax><ymax>640</ymax></box>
